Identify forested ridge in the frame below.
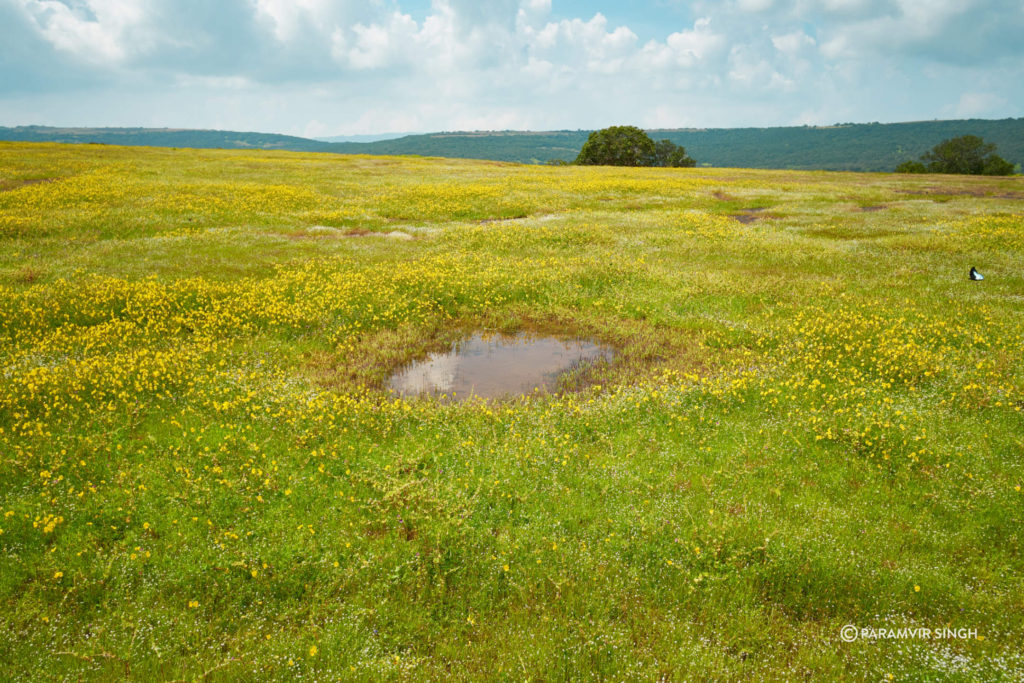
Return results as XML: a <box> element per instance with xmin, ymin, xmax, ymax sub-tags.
<box><xmin>3</xmin><ymin>118</ymin><xmax>1021</xmax><ymax>171</ymax></box>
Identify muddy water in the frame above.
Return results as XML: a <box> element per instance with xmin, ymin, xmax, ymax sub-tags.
<box><xmin>388</xmin><ymin>333</ymin><xmax>613</xmax><ymax>400</ymax></box>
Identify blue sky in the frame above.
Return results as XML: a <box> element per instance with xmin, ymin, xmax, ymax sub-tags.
<box><xmin>1</xmin><ymin>0</ymin><xmax>1022</xmax><ymax>137</ymax></box>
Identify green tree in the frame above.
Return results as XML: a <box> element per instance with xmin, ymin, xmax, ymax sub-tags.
<box><xmin>982</xmin><ymin>154</ymin><xmax>1015</xmax><ymax>176</ymax></box>
<box><xmin>575</xmin><ymin>126</ymin><xmax>656</xmax><ymax>166</ymax></box>
<box><xmin>651</xmin><ymin>139</ymin><xmax>697</xmax><ymax>168</ymax></box>
<box><xmin>917</xmin><ymin>135</ymin><xmax>1014</xmax><ymax>175</ymax></box>
<box><xmin>894</xmin><ymin>160</ymin><xmax>926</xmax><ymax>174</ymax></box>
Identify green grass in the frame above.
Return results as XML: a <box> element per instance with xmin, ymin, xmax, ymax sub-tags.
<box><xmin>1</xmin><ymin>141</ymin><xmax>1023</xmax><ymax>680</ymax></box>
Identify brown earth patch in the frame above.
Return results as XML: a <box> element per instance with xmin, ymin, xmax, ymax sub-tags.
<box><xmin>805</xmin><ymin>226</ymin><xmax>903</xmax><ymax>240</ymax></box>
<box><xmin>478</xmin><ymin>214</ymin><xmax>529</xmax><ymax>225</ymax></box>
<box><xmin>0</xmin><ymin>177</ymin><xmax>55</xmax><ymax>192</ymax></box>
<box><xmin>12</xmin><ymin>265</ymin><xmax>45</xmax><ymax>284</ymax></box>
<box><xmin>898</xmin><ymin>187</ymin><xmax>1024</xmax><ymax>200</ymax></box>
<box><xmin>281</xmin><ymin>226</ymin><xmax>353</xmax><ymax>240</ymax></box>
<box><xmin>288</xmin><ymin>227</ymin><xmax>415</xmax><ymax>240</ymax></box>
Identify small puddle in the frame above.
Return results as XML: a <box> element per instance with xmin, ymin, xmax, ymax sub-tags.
<box><xmin>388</xmin><ymin>332</ymin><xmax>613</xmax><ymax>400</ymax></box>
<box><xmin>730</xmin><ymin>208</ymin><xmax>773</xmax><ymax>224</ymax></box>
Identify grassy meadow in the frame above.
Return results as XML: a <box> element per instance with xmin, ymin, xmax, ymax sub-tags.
<box><xmin>2</xmin><ymin>141</ymin><xmax>1023</xmax><ymax>681</ymax></box>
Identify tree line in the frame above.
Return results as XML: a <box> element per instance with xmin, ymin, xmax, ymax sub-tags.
<box><xmin>572</xmin><ymin>126</ymin><xmax>1016</xmax><ymax>176</ymax></box>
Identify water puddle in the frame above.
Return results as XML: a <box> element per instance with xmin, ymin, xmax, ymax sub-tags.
<box><xmin>388</xmin><ymin>332</ymin><xmax>613</xmax><ymax>400</ymax></box>
<box><xmin>730</xmin><ymin>208</ymin><xmax>773</xmax><ymax>224</ymax></box>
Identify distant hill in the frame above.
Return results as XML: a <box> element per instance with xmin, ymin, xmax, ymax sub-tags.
<box><xmin>326</xmin><ymin>120</ymin><xmax>1024</xmax><ymax>172</ymax></box>
<box><xmin>0</xmin><ymin>126</ymin><xmax>327</xmax><ymax>152</ymax></box>
<box><xmin>2</xmin><ymin>119</ymin><xmax>1022</xmax><ymax>172</ymax></box>
<box><xmin>325</xmin><ymin>130</ymin><xmax>594</xmax><ymax>165</ymax></box>
<box><xmin>649</xmin><ymin>119</ymin><xmax>1024</xmax><ymax>172</ymax></box>
<box><xmin>314</xmin><ymin>133</ymin><xmax>413</xmax><ymax>143</ymax></box>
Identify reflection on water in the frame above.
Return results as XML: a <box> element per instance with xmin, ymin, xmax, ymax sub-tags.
<box><xmin>388</xmin><ymin>332</ymin><xmax>613</xmax><ymax>400</ymax></box>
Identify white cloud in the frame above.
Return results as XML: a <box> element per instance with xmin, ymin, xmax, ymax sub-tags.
<box><xmin>664</xmin><ymin>18</ymin><xmax>725</xmax><ymax>64</ymax></box>
<box><xmin>252</xmin><ymin>0</ymin><xmax>358</xmax><ymax>43</ymax></box>
<box><xmin>517</xmin><ymin>0</ymin><xmax>550</xmax><ymax>29</ymax></box>
<box><xmin>952</xmin><ymin>92</ymin><xmax>1007</xmax><ymax>118</ymax></box>
<box><xmin>14</xmin><ymin>0</ymin><xmax>152</xmax><ymax>64</ymax></box>
<box><xmin>813</xmin><ymin>0</ymin><xmax>1024</xmax><ymax>64</ymax></box>
<box><xmin>635</xmin><ymin>17</ymin><xmax>727</xmax><ymax>74</ymax></box>
<box><xmin>772</xmin><ymin>30</ymin><xmax>815</xmax><ymax>55</ymax></box>
<box><xmin>529</xmin><ymin>13</ymin><xmax>639</xmax><ymax>71</ymax></box>
<box><xmin>346</xmin><ymin>13</ymin><xmax>419</xmax><ymax>69</ymax></box>
<box><xmin>728</xmin><ymin>45</ymin><xmax>794</xmax><ymax>92</ymax></box>
<box><xmin>736</xmin><ymin>0</ymin><xmax>775</xmax><ymax>11</ymax></box>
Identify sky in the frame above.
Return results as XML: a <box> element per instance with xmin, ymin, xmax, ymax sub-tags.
<box><xmin>1</xmin><ymin>0</ymin><xmax>1022</xmax><ymax>137</ymax></box>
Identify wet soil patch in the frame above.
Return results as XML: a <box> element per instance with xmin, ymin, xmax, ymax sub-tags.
<box><xmin>729</xmin><ymin>209</ymin><xmax>774</xmax><ymax>224</ymax></box>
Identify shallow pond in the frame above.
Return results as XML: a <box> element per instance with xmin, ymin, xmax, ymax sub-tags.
<box><xmin>387</xmin><ymin>332</ymin><xmax>613</xmax><ymax>400</ymax></box>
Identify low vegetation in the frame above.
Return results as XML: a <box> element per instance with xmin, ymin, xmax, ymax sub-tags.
<box><xmin>1</xmin><ymin>142</ymin><xmax>1023</xmax><ymax>680</ymax></box>
<box><xmin>896</xmin><ymin>135</ymin><xmax>1015</xmax><ymax>175</ymax></box>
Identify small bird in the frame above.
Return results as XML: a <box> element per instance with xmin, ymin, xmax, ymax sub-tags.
<box><xmin>969</xmin><ymin>267</ymin><xmax>984</xmax><ymax>281</ymax></box>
